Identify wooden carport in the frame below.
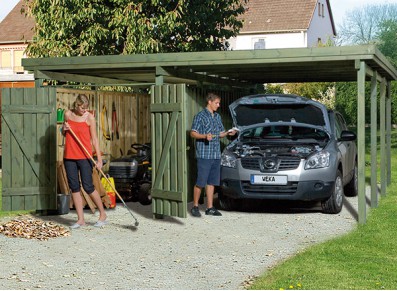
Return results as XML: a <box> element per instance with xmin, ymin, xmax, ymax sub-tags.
<box><xmin>3</xmin><ymin>44</ymin><xmax>396</xmax><ymax>223</ymax></box>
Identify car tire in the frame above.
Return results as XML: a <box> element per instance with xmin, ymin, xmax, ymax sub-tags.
<box><xmin>138</xmin><ymin>183</ymin><xmax>152</xmax><ymax>205</ymax></box>
<box><xmin>344</xmin><ymin>160</ymin><xmax>358</xmax><ymax>197</ymax></box>
<box><xmin>218</xmin><ymin>192</ymin><xmax>238</xmax><ymax>211</ymax></box>
<box><xmin>321</xmin><ymin>170</ymin><xmax>344</xmax><ymax>214</ymax></box>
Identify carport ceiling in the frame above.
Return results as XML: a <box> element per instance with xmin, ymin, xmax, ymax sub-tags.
<box><xmin>22</xmin><ymin>44</ymin><xmax>397</xmax><ymax>87</ymax></box>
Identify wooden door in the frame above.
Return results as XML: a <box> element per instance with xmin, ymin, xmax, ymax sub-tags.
<box><xmin>151</xmin><ymin>84</ymin><xmax>187</xmax><ymax>218</ymax></box>
<box><xmin>1</xmin><ymin>87</ymin><xmax>57</xmax><ymax>211</ymax></box>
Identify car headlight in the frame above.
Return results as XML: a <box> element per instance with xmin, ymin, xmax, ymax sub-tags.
<box><xmin>221</xmin><ymin>151</ymin><xmax>237</xmax><ymax>168</ymax></box>
<box><xmin>305</xmin><ymin>150</ymin><xmax>330</xmax><ymax>169</ymax></box>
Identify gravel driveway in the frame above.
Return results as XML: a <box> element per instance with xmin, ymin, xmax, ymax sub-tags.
<box><xmin>0</xmin><ymin>195</ymin><xmax>359</xmax><ymax>290</ymax></box>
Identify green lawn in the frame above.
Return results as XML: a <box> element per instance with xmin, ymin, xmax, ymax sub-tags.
<box><xmin>0</xmin><ymin>178</ymin><xmax>31</xmax><ymax>218</ymax></box>
<box><xmin>249</xmin><ymin>130</ymin><xmax>397</xmax><ymax>290</ymax></box>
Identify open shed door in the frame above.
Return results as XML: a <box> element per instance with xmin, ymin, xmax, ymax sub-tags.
<box><xmin>151</xmin><ymin>84</ymin><xmax>187</xmax><ymax>218</ymax></box>
<box><xmin>1</xmin><ymin>87</ymin><xmax>57</xmax><ymax>211</ymax></box>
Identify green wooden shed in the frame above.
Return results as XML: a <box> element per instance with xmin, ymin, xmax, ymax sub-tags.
<box><xmin>2</xmin><ymin>44</ymin><xmax>397</xmax><ymax>223</ymax></box>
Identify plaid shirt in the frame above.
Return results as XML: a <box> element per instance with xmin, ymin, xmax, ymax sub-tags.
<box><xmin>191</xmin><ymin>108</ymin><xmax>225</xmax><ymax>159</ymax></box>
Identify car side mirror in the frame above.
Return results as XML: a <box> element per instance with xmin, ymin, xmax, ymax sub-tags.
<box><xmin>339</xmin><ymin>130</ymin><xmax>356</xmax><ymax>142</ymax></box>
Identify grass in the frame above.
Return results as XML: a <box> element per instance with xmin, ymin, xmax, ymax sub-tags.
<box><xmin>0</xmin><ymin>178</ymin><xmax>31</xmax><ymax>218</ymax></box>
<box><xmin>249</xmin><ymin>130</ymin><xmax>397</xmax><ymax>290</ymax></box>
<box><xmin>249</xmin><ymin>190</ymin><xmax>397</xmax><ymax>289</ymax></box>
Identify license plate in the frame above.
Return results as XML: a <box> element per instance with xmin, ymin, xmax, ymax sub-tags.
<box><xmin>250</xmin><ymin>175</ymin><xmax>288</xmax><ymax>185</ymax></box>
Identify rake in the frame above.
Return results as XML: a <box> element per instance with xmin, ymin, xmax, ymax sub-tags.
<box><xmin>68</xmin><ymin>127</ymin><xmax>139</xmax><ymax>226</ymax></box>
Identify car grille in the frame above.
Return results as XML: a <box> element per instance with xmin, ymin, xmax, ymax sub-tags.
<box><xmin>240</xmin><ymin>156</ymin><xmax>301</xmax><ymax>171</ymax></box>
<box><xmin>241</xmin><ymin>181</ymin><xmax>298</xmax><ymax>195</ymax></box>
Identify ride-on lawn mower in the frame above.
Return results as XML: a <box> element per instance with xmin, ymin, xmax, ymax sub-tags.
<box><xmin>108</xmin><ymin>143</ymin><xmax>152</xmax><ymax>205</ymax></box>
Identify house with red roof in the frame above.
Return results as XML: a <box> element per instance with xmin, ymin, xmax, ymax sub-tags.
<box><xmin>0</xmin><ymin>0</ymin><xmax>337</xmax><ymax>71</ymax></box>
<box><xmin>228</xmin><ymin>0</ymin><xmax>336</xmax><ymax>50</ymax></box>
<box><xmin>0</xmin><ymin>0</ymin><xmax>34</xmax><ymax>83</ymax></box>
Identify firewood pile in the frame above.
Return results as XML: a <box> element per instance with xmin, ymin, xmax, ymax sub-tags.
<box><xmin>0</xmin><ymin>215</ymin><xmax>70</xmax><ymax>240</ymax></box>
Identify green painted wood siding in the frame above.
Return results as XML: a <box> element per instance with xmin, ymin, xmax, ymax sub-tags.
<box><xmin>151</xmin><ymin>84</ymin><xmax>187</xmax><ymax>218</ymax></box>
<box><xmin>1</xmin><ymin>87</ymin><xmax>57</xmax><ymax>211</ymax></box>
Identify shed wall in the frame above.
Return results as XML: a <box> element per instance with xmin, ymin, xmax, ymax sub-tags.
<box><xmin>56</xmin><ymin>88</ymin><xmax>151</xmax><ymax>172</ymax></box>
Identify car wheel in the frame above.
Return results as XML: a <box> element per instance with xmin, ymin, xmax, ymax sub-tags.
<box><xmin>218</xmin><ymin>192</ymin><xmax>238</xmax><ymax>211</ymax></box>
<box><xmin>344</xmin><ymin>160</ymin><xmax>358</xmax><ymax>197</ymax></box>
<box><xmin>138</xmin><ymin>183</ymin><xmax>152</xmax><ymax>205</ymax></box>
<box><xmin>321</xmin><ymin>170</ymin><xmax>344</xmax><ymax>214</ymax></box>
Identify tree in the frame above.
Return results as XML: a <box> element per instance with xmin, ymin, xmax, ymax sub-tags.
<box><xmin>377</xmin><ymin>19</ymin><xmax>397</xmax><ymax>125</ymax></box>
<box><xmin>335</xmin><ymin>4</ymin><xmax>397</xmax><ymax>125</ymax></box>
<box><xmin>24</xmin><ymin>0</ymin><xmax>247</xmax><ymax>57</ymax></box>
<box><xmin>336</xmin><ymin>3</ymin><xmax>397</xmax><ymax>45</ymax></box>
<box><xmin>377</xmin><ymin>20</ymin><xmax>397</xmax><ymax>68</ymax></box>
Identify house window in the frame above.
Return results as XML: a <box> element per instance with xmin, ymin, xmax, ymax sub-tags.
<box><xmin>318</xmin><ymin>2</ymin><xmax>324</xmax><ymax>17</ymax></box>
<box><xmin>14</xmin><ymin>50</ymin><xmax>24</xmax><ymax>73</ymax></box>
<box><xmin>1</xmin><ymin>50</ymin><xmax>11</xmax><ymax>69</ymax></box>
<box><xmin>254</xmin><ymin>39</ymin><xmax>266</xmax><ymax>50</ymax></box>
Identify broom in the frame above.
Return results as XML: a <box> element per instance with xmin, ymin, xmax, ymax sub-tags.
<box><xmin>68</xmin><ymin>127</ymin><xmax>139</xmax><ymax>226</ymax></box>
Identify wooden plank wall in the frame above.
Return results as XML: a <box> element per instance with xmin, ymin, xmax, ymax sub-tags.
<box><xmin>0</xmin><ymin>81</ymin><xmax>35</xmax><ymax>156</ymax></box>
<box><xmin>2</xmin><ymin>87</ymin><xmax>57</xmax><ymax>211</ymax></box>
<box><xmin>56</xmin><ymin>88</ymin><xmax>151</xmax><ymax>172</ymax></box>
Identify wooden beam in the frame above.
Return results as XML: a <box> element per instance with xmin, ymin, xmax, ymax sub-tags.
<box><xmin>35</xmin><ymin>70</ymin><xmax>134</xmax><ymax>85</ymax></box>
<box><xmin>386</xmin><ymin>81</ymin><xmax>392</xmax><ymax>186</ymax></box>
<box><xmin>23</xmin><ymin>45</ymin><xmax>384</xmax><ymax>68</ymax></box>
<box><xmin>380</xmin><ymin>78</ymin><xmax>386</xmax><ymax>196</ymax></box>
<box><xmin>370</xmin><ymin>71</ymin><xmax>378</xmax><ymax>207</ymax></box>
<box><xmin>161</xmin><ymin>67</ymin><xmax>254</xmax><ymax>88</ymax></box>
<box><xmin>357</xmin><ymin>61</ymin><xmax>366</xmax><ymax>224</ymax></box>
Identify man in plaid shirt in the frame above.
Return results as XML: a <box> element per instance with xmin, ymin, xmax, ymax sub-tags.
<box><xmin>190</xmin><ymin>93</ymin><xmax>237</xmax><ymax>217</ymax></box>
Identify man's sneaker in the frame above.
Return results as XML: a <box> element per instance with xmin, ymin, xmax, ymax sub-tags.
<box><xmin>191</xmin><ymin>206</ymin><xmax>201</xmax><ymax>217</ymax></box>
<box><xmin>205</xmin><ymin>207</ymin><xmax>222</xmax><ymax>216</ymax></box>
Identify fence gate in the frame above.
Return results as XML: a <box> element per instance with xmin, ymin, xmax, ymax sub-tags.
<box><xmin>1</xmin><ymin>87</ymin><xmax>57</xmax><ymax>211</ymax></box>
<box><xmin>151</xmin><ymin>84</ymin><xmax>187</xmax><ymax>218</ymax></box>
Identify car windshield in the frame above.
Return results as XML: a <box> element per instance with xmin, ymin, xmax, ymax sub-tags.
<box><xmin>240</xmin><ymin>125</ymin><xmax>328</xmax><ymax>141</ymax></box>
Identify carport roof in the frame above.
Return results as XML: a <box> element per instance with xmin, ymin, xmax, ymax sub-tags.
<box><xmin>22</xmin><ymin>44</ymin><xmax>397</xmax><ymax>87</ymax></box>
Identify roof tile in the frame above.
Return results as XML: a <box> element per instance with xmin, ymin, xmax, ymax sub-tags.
<box><xmin>240</xmin><ymin>0</ymin><xmax>317</xmax><ymax>33</ymax></box>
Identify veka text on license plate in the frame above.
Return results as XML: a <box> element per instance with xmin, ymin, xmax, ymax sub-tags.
<box><xmin>250</xmin><ymin>175</ymin><xmax>288</xmax><ymax>185</ymax></box>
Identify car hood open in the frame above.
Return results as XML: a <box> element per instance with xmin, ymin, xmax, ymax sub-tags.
<box><xmin>229</xmin><ymin>94</ymin><xmax>330</xmax><ymax>130</ymax></box>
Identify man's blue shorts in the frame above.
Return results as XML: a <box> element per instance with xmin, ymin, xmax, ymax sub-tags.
<box><xmin>64</xmin><ymin>159</ymin><xmax>95</xmax><ymax>194</ymax></box>
<box><xmin>196</xmin><ymin>158</ymin><xmax>221</xmax><ymax>188</ymax></box>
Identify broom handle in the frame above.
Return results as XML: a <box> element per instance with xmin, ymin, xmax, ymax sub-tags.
<box><xmin>68</xmin><ymin>127</ymin><xmax>123</xmax><ymax>201</ymax></box>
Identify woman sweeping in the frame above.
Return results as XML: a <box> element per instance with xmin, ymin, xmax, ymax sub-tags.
<box><xmin>62</xmin><ymin>94</ymin><xmax>107</xmax><ymax>229</ymax></box>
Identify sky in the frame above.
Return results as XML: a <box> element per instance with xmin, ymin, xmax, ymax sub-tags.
<box><xmin>1</xmin><ymin>0</ymin><xmax>397</xmax><ymax>27</ymax></box>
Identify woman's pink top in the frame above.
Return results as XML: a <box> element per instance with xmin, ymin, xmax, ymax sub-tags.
<box><xmin>64</xmin><ymin>120</ymin><xmax>92</xmax><ymax>159</ymax></box>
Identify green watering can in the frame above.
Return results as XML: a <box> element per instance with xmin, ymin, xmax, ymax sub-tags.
<box><xmin>57</xmin><ymin>108</ymin><xmax>65</xmax><ymax>123</ymax></box>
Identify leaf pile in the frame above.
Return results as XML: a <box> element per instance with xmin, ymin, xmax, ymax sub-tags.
<box><xmin>0</xmin><ymin>216</ymin><xmax>70</xmax><ymax>240</ymax></box>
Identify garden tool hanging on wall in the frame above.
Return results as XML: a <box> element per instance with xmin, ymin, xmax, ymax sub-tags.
<box><xmin>101</xmin><ymin>104</ymin><xmax>111</xmax><ymax>140</ymax></box>
<box><xmin>112</xmin><ymin>101</ymin><xmax>119</xmax><ymax>140</ymax></box>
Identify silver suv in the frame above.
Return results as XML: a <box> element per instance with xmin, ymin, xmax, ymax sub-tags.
<box><xmin>219</xmin><ymin>94</ymin><xmax>357</xmax><ymax>214</ymax></box>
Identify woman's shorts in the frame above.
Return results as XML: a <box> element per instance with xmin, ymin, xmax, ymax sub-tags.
<box><xmin>64</xmin><ymin>159</ymin><xmax>95</xmax><ymax>194</ymax></box>
<box><xmin>195</xmin><ymin>158</ymin><xmax>221</xmax><ymax>188</ymax></box>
